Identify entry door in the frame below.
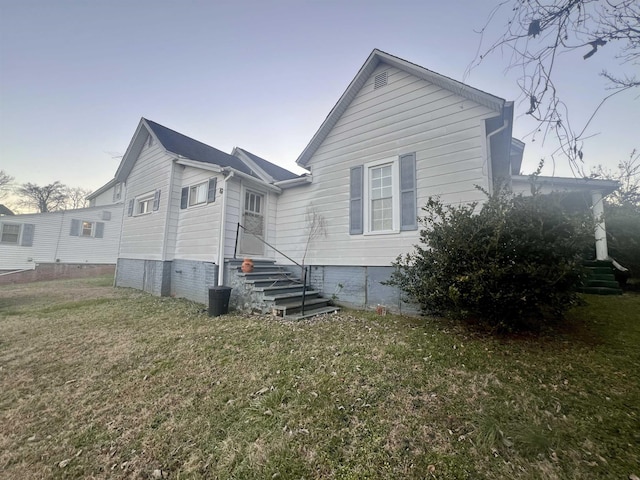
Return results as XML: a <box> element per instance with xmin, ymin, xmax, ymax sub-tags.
<box><xmin>239</xmin><ymin>190</ymin><xmax>265</xmax><ymax>256</ymax></box>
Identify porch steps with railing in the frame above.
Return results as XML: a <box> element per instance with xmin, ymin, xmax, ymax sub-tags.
<box><xmin>229</xmin><ymin>259</ymin><xmax>339</xmax><ymax>319</ymax></box>
<box><xmin>578</xmin><ymin>260</ymin><xmax>623</xmax><ymax>295</ymax></box>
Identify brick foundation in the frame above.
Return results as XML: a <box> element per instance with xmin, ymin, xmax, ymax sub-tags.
<box><xmin>0</xmin><ymin>263</ymin><xmax>115</xmax><ymax>285</ymax></box>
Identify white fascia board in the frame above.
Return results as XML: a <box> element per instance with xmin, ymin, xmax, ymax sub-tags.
<box><xmin>115</xmin><ymin>118</ymin><xmax>151</xmax><ymax>181</ymax></box>
<box><xmin>175</xmin><ymin>157</ymin><xmax>225</xmax><ymax>173</ymax></box>
<box><xmin>512</xmin><ymin>175</ymin><xmax>620</xmax><ymax>195</ymax></box>
<box><xmin>87</xmin><ymin>178</ymin><xmax>117</xmax><ymax>200</ymax></box>
<box><xmin>223</xmin><ymin>167</ymin><xmax>282</xmax><ymax>193</ymax></box>
<box><xmin>231</xmin><ymin>148</ymin><xmax>274</xmax><ymax>183</ymax></box>
<box><xmin>274</xmin><ymin>175</ymin><xmax>312</xmax><ymax>188</ymax></box>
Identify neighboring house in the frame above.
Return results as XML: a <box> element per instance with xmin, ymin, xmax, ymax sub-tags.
<box><xmin>0</xmin><ymin>204</ymin><xmax>15</xmax><ymax>216</ymax></box>
<box><xmin>0</xmin><ymin>203</ymin><xmax>123</xmax><ymax>271</ymax></box>
<box><xmin>109</xmin><ymin>49</ymin><xmax>619</xmax><ymax>312</ymax></box>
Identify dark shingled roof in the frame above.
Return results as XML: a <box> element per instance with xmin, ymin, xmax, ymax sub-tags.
<box><xmin>144</xmin><ymin>119</ymin><xmax>255</xmax><ymax>176</ymax></box>
<box><xmin>0</xmin><ymin>204</ymin><xmax>15</xmax><ymax>216</ymax></box>
<box><xmin>236</xmin><ymin>148</ymin><xmax>301</xmax><ymax>181</ymax></box>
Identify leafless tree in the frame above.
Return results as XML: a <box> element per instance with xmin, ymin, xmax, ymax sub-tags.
<box><xmin>592</xmin><ymin>148</ymin><xmax>640</xmax><ymax>206</ymax></box>
<box><xmin>64</xmin><ymin>186</ymin><xmax>92</xmax><ymax>209</ymax></box>
<box><xmin>469</xmin><ymin>0</ymin><xmax>639</xmax><ymax>175</ymax></box>
<box><xmin>0</xmin><ymin>170</ymin><xmax>13</xmax><ymax>200</ymax></box>
<box><xmin>16</xmin><ymin>181</ymin><xmax>69</xmax><ymax>213</ymax></box>
<box><xmin>302</xmin><ymin>206</ymin><xmax>327</xmax><ymax>266</ymax></box>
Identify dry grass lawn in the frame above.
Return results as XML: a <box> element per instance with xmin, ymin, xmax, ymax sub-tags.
<box><xmin>1</xmin><ymin>276</ymin><xmax>639</xmax><ymax>479</ymax></box>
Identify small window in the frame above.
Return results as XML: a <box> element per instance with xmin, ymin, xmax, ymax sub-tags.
<box><xmin>245</xmin><ymin>191</ymin><xmax>262</xmax><ymax>214</ymax></box>
<box><xmin>1</xmin><ymin>223</ymin><xmax>20</xmax><ymax>244</ymax></box>
<box><xmin>81</xmin><ymin>221</ymin><xmax>94</xmax><ymax>237</ymax></box>
<box><xmin>189</xmin><ymin>182</ymin><xmax>208</xmax><ymax>206</ymax></box>
<box><xmin>137</xmin><ymin>197</ymin><xmax>153</xmax><ymax>215</ymax></box>
<box><xmin>114</xmin><ymin>183</ymin><xmax>122</xmax><ymax>201</ymax></box>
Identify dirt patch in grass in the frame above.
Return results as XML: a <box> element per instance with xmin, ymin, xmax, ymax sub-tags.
<box><xmin>1</xmin><ymin>278</ymin><xmax>639</xmax><ymax>479</ymax></box>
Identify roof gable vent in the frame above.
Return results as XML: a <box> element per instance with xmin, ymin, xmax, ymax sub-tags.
<box><xmin>374</xmin><ymin>71</ymin><xmax>388</xmax><ymax>89</ymax></box>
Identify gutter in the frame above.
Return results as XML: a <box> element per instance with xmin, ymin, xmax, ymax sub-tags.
<box><xmin>217</xmin><ymin>171</ymin><xmax>234</xmax><ymax>286</ymax></box>
<box><xmin>274</xmin><ymin>175</ymin><xmax>312</xmax><ymax>188</ymax></box>
<box><xmin>174</xmin><ymin>156</ymin><xmax>225</xmax><ymax>173</ymax></box>
<box><xmin>222</xmin><ymin>167</ymin><xmax>282</xmax><ymax>193</ymax></box>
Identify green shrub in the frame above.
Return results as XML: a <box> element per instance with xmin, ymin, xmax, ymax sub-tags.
<box><xmin>387</xmin><ymin>187</ymin><xmax>593</xmax><ymax>331</ymax></box>
<box><xmin>606</xmin><ymin>203</ymin><xmax>640</xmax><ymax>282</ymax></box>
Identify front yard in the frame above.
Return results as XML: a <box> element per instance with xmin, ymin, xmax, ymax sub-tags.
<box><xmin>1</xmin><ymin>276</ymin><xmax>638</xmax><ymax>479</ymax></box>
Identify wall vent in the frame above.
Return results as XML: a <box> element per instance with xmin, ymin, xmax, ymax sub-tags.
<box><xmin>374</xmin><ymin>71</ymin><xmax>388</xmax><ymax>89</ymax></box>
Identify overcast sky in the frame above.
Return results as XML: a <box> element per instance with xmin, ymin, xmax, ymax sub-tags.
<box><xmin>1</xmin><ymin>0</ymin><xmax>638</xmax><ymax>198</ymax></box>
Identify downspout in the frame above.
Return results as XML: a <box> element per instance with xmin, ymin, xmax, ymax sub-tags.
<box><xmin>161</xmin><ymin>160</ymin><xmax>177</xmax><ymax>262</ymax></box>
<box><xmin>217</xmin><ymin>171</ymin><xmax>234</xmax><ymax>286</ymax></box>
<box><xmin>485</xmin><ymin>117</ymin><xmax>509</xmax><ymax>195</ymax></box>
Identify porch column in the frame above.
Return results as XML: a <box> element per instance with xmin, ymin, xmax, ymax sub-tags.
<box><xmin>591</xmin><ymin>190</ymin><xmax>608</xmax><ymax>261</ymax></box>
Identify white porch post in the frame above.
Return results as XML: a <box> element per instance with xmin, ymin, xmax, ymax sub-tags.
<box><xmin>591</xmin><ymin>190</ymin><xmax>608</xmax><ymax>261</ymax></box>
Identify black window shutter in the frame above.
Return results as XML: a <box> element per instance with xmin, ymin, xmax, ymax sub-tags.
<box><xmin>152</xmin><ymin>189</ymin><xmax>161</xmax><ymax>211</ymax></box>
<box><xmin>180</xmin><ymin>187</ymin><xmax>189</xmax><ymax>209</ymax></box>
<box><xmin>95</xmin><ymin>222</ymin><xmax>105</xmax><ymax>238</ymax></box>
<box><xmin>349</xmin><ymin>166</ymin><xmax>363</xmax><ymax>235</ymax></box>
<box><xmin>21</xmin><ymin>224</ymin><xmax>35</xmax><ymax>246</ymax></box>
<box><xmin>399</xmin><ymin>153</ymin><xmax>417</xmax><ymax>230</ymax></box>
<box><xmin>70</xmin><ymin>219</ymin><xmax>80</xmax><ymax>236</ymax></box>
<box><xmin>207</xmin><ymin>178</ymin><xmax>217</xmax><ymax>203</ymax></box>
<box><xmin>127</xmin><ymin>199</ymin><xmax>134</xmax><ymax>217</ymax></box>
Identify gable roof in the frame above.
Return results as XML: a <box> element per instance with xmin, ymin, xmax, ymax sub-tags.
<box><xmin>234</xmin><ymin>148</ymin><xmax>301</xmax><ymax>182</ymax></box>
<box><xmin>296</xmin><ymin>48</ymin><xmax>507</xmax><ymax>167</ymax></box>
<box><xmin>144</xmin><ymin>119</ymin><xmax>254</xmax><ymax>176</ymax></box>
<box><xmin>0</xmin><ymin>204</ymin><xmax>15</xmax><ymax>216</ymax></box>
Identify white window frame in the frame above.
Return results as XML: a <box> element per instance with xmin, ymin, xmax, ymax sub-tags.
<box><xmin>0</xmin><ymin>223</ymin><xmax>21</xmax><ymax>244</ymax></box>
<box><xmin>189</xmin><ymin>181</ymin><xmax>208</xmax><ymax>207</ymax></box>
<box><xmin>81</xmin><ymin>221</ymin><xmax>95</xmax><ymax>237</ymax></box>
<box><xmin>136</xmin><ymin>194</ymin><xmax>154</xmax><ymax>216</ymax></box>
<box><xmin>114</xmin><ymin>182</ymin><xmax>122</xmax><ymax>201</ymax></box>
<box><xmin>363</xmin><ymin>157</ymin><xmax>400</xmax><ymax>235</ymax></box>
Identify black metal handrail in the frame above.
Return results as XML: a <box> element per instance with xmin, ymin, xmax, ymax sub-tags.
<box><xmin>234</xmin><ymin>223</ymin><xmax>309</xmax><ymax>316</ymax></box>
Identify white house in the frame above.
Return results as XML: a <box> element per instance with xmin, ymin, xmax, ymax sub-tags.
<box><xmin>107</xmin><ymin>49</ymin><xmax>619</xmax><ymax>313</ymax></box>
<box><xmin>0</xmin><ymin>203</ymin><xmax>124</xmax><ymax>272</ymax></box>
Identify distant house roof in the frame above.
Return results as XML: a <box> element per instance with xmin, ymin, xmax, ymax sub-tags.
<box><xmin>87</xmin><ymin>178</ymin><xmax>117</xmax><ymax>200</ymax></box>
<box><xmin>234</xmin><ymin>148</ymin><xmax>301</xmax><ymax>182</ymax></box>
<box><xmin>144</xmin><ymin>119</ymin><xmax>255</xmax><ymax>176</ymax></box>
<box><xmin>296</xmin><ymin>48</ymin><xmax>507</xmax><ymax>167</ymax></box>
<box><xmin>0</xmin><ymin>204</ymin><xmax>15</xmax><ymax>216</ymax></box>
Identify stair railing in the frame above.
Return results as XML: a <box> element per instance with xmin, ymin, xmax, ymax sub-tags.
<box><xmin>234</xmin><ymin>222</ymin><xmax>309</xmax><ymax>316</ymax></box>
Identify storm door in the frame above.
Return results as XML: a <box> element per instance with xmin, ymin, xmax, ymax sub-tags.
<box><xmin>239</xmin><ymin>189</ymin><xmax>265</xmax><ymax>256</ymax></box>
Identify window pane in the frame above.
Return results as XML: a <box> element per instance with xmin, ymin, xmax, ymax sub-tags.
<box><xmin>1</xmin><ymin>224</ymin><xmax>20</xmax><ymax>243</ymax></box>
<box><xmin>369</xmin><ymin>164</ymin><xmax>394</xmax><ymax>231</ymax></box>
<box><xmin>189</xmin><ymin>183</ymin><xmax>207</xmax><ymax>206</ymax></box>
<box><xmin>82</xmin><ymin>221</ymin><xmax>93</xmax><ymax>237</ymax></box>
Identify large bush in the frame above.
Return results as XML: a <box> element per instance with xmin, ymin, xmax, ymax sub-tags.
<box><xmin>388</xmin><ymin>187</ymin><xmax>593</xmax><ymax>331</ymax></box>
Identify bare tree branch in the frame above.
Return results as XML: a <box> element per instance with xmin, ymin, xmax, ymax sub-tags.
<box><xmin>468</xmin><ymin>0</ymin><xmax>640</xmax><ymax>175</ymax></box>
<box><xmin>0</xmin><ymin>170</ymin><xmax>14</xmax><ymax>201</ymax></box>
<box><xmin>16</xmin><ymin>181</ymin><xmax>69</xmax><ymax>213</ymax></box>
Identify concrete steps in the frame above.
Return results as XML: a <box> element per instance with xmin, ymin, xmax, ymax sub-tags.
<box><xmin>579</xmin><ymin>260</ymin><xmax>623</xmax><ymax>295</ymax></box>
<box><xmin>228</xmin><ymin>259</ymin><xmax>338</xmax><ymax>319</ymax></box>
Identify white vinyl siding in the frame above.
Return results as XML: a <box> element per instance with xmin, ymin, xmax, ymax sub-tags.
<box><xmin>275</xmin><ymin>64</ymin><xmax>496</xmax><ymax>266</ymax></box>
<box><xmin>119</xmin><ymin>141</ymin><xmax>171</xmax><ymax>260</ymax></box>
<box><xmin>173</xmin><ymin>168</ymin><xmax>223</xmax><ymax>261</ymax></box>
